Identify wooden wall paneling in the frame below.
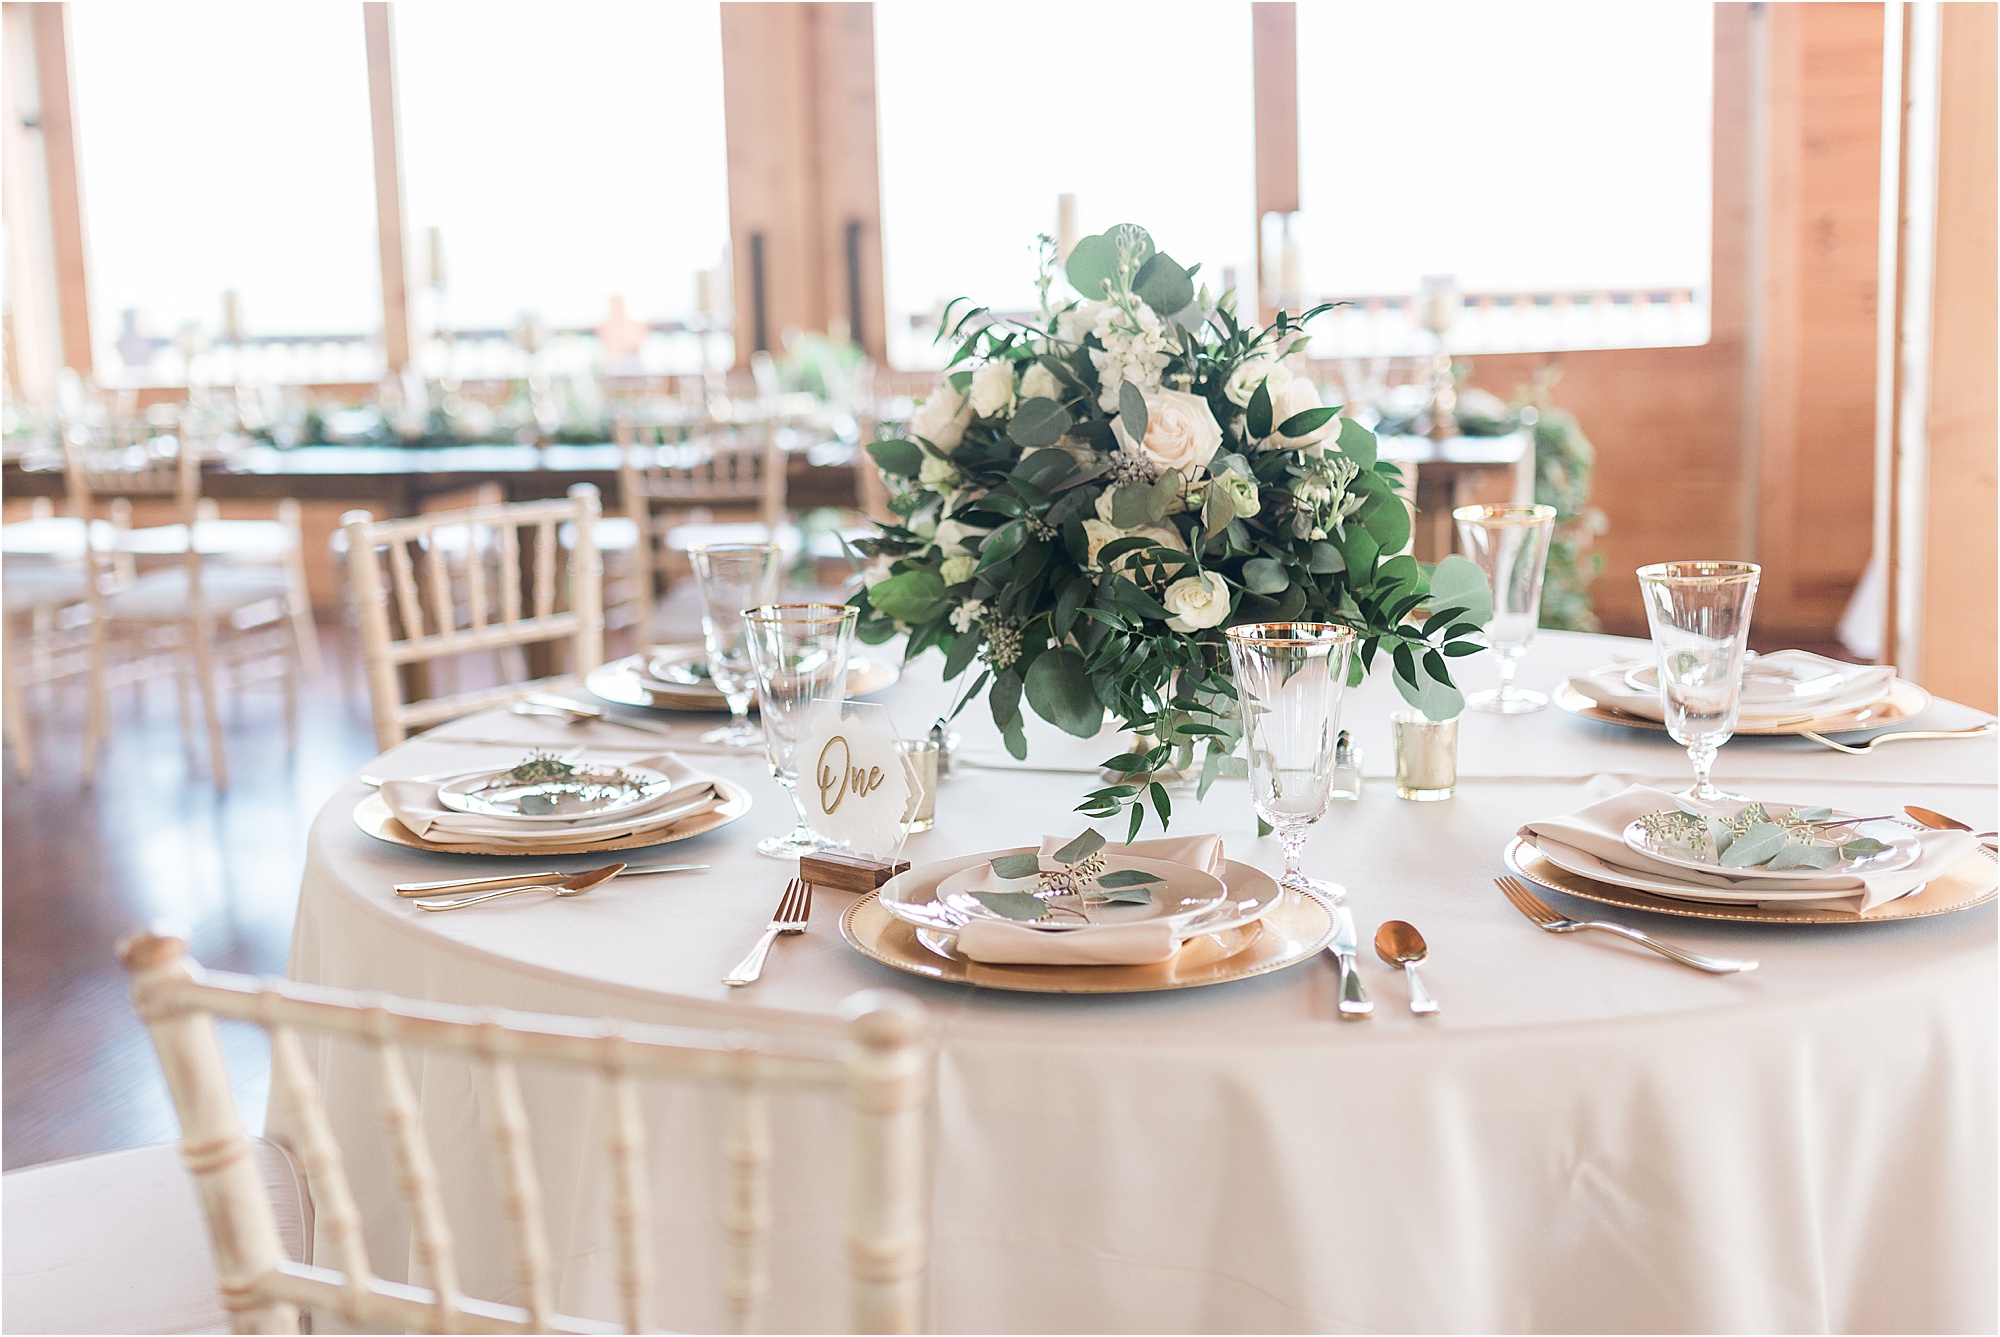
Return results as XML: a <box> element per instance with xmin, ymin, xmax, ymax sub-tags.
<box><xmin>1753</xmin><ymin>3</ymin><xmax>1884</xmax><ymax>640</ymax></box>
<box><xmin>26</xmin><ymin>3</ymin><xmax>90</xmax><ymax>376</ymax></box>
<box><xmin>1251</xmin><ymin>2</ymin><xmax>1298</xmax><ymax>321</ymax></box>
<box><xmin>809</xmin><ymin>5</ymin><xmax>888</xmax><ymax>365</ymax></box>
<box><xmin>1918</xmin><ymin>1</ymin><xmax>1997</xmax><ymax>711</ymax></box>
<box><xmin>363</xmin><ymin>2</ymin><xmax>412</xmax><ymax>373</ymax></box>
<box><xmin>0</xmin><ymin>4</ymin><xmax>62</xmax><ymax>405</ymax></box>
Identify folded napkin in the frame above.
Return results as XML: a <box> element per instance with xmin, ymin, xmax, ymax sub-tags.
<box><xmin>1576</xmin><ymin>650</ymin><xmax>1894</xmax><ymax>725</ymax></box>
<box><xmin>382</xmin><ymin>754</ymin><xmax>723</xmax><ymax>847</ymax></box>
<box><xmin>1520</xmin><ymin>784</ymin><xmax>1975</xmax><ymax>914</ymax></box>
<box><xmin>948</xmin><ymin>834</ymin><xmax>1230</xmax><ymax>966</ymax></box>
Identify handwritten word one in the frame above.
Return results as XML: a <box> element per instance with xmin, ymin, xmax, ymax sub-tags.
<box><xmin>816</xmin><ymin>734</ymin><xmax>885</xmax><ymax>814</ymax></box>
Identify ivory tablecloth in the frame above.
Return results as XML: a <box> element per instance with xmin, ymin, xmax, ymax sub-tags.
<box><xmin>288</xmin><ymin>632</ymin><xmax>1998</xmax><ymax>1332</ymax></box>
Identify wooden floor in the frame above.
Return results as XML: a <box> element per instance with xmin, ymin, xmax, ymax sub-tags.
<box><xmin>0</xmin><ymin>602</ymin><xmax>1858</xmax><ymax>1172</ymax></box>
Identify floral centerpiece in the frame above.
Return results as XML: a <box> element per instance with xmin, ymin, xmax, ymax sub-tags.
<box><xmin>851</xmin><ymin>224</ymin><xmax>1492</xmax><ymax>836</ymax></box>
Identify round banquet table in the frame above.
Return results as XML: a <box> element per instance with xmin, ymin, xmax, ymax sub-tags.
<box><xmin>288</xmin><ymin>631</ymin><xmax>1997</xmax><ymax>1333</ymax></box>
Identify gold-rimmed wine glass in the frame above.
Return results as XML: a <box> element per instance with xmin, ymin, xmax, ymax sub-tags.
<box><xmin>687</xmin><ymin>541</ymin><xmax>782</xmax><ymax>747</ymax></box>
<box><xmin>1636</xmin><ymin>560</ymin><xmax>1761</xmax><ymax>806</ymax></box>
<box><xmin>742</xmin><ymin>602</ymin><xmax>857</xmax><ymax>858</ymax></box>
<box><xmin>1224</xmin><ymin>622</ymin><xmax>1357</xmax><ymax>897</ymax></box>
<box><xmin>1452</xmin><ymin>503</ymin><xmax>1557</xmax><ymax>713</ymax></box>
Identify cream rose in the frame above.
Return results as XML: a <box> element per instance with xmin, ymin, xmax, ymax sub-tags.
<box><xmin>1271</xmin><ymin>376</ymin><xmax>1336</xmax><ymax>450</ymax></box>
<box><xmin>1163</xmin><ymin>571</ymin><xmax>1232</xmax><ymax>632</ymax></box>
<box><xmin>1112</xmin><ymin>388</ymin><xmax>1223</xmax><ymax>475</ymax></box>
<box><xmin>918</xmin><ymin>455</ymin><xmax>961</xmax><ymax>490</ymax></box>
<box><xmin>1223</xmin><ymin>356</ymin><xmax>1291</xmax><ymax>409</ymax></box>
<box><xmin>1081</xmin><ymin>518</ymin><xmax>1184</xmax><ymax>571</ymax></box>
<box><xmin>934</xmin><ymin>518</ymin><xmax>989</xmax><ymax>556</ymax></box>
<box><xmin>908</xmin><ymin>384</ymin><xmax>972</xmax><ymax>451</ymax></box>
<box><xmin>1019</xmin><ymin>362</ymin><xmax>1062</xmax><ymax>402</ymax></box>
<box><xmin>940</xmin><ymin>554</ymin><xmax>978</xmax><ymax>586</ymax></box>
<box><xmin>968</xmin><ymin>360</ymin><xmax>1016</xmax><ymax>419</ymax></box>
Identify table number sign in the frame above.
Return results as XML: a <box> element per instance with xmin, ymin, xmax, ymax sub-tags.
<box><xmin>798</xmin><ymin>701</ymin><xmax>916</xmax><ymax>862</ymax></box>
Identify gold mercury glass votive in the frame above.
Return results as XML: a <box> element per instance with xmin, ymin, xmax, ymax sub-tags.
<box><xmin>1391</xmin><ymin>711</ymin><xmax>1459</xmax><ymax>801</ymax></box>
<box><xmin>899</xmin><ymin>738</ymin><xmax>939</xmax><ymax>833</ymax></box>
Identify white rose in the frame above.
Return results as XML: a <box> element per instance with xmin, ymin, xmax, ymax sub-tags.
<box><xmin>1084</xmin><ymin>518</ymin><xmax>1186</xmax><ymax>571</ymax></box>
<box><xmin>940</xmin><ymin>554</ymin><xmax>978</xmax><ymax>586</ymax></box>
<box><xmin>968</xmin><ymin>360</ymin><xmax>1016</xmax><ymax>419</ymax></box>
<box><xmin>1112</xmin><ymin>388</ymin><xmax>1223</xmax><ymax>475</ymax></box>
<box><xmin>1056</xmin><ymin>301</ymin><xmax>1104</xmax><ymax>346</ymax></box>
<box><xmin>1162</xmin><ymin>571</ymin><xmax>1232</xmax><ymax>632</ymax></box>
<box><xmin>918</xmin><ymin>455</ymin><xmax>961</xmax><ymax>490</ymax></box>
<box><xmin>1093</xmin><ymin>488</ymin><xmax>1120</xmax><ymax>524</ymax></box>
<box><xmin>908</xmin><ymin>384</ymin><xmax>972</xmax><ymax>452</ymax></box>
<box><xmin>1223</xmin><ymin>356</ymin><xmax>1291</xmax><ymax>409</ymax></box>
<box><xmin>1272</xmin><ymin>376</ymin><xmax>1335</xmax><ymax>449</ymax></box>
<box><xmin>934</xmin><ymin>518</ymin><xmax>988</xmax><ymax>556</ymax></box>
<box><xmin>1019</xmin><ymin>362</ymin><xmax>1062</xmax><ymax>403</ymax></box>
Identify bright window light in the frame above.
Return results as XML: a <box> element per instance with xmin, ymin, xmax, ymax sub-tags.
<box><xmin>69</xmin><ymin>2</ymin><xmax>380</xmax><ymax>378</ymax></box>
<box><xmin>875</xmin><ymin>2</ymin><xmax>1258</xmax><ymax>369</ymax></box>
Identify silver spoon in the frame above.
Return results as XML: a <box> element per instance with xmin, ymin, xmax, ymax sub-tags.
<box><xmin>1374</xmin><ymin>920</ymin><xmax>1440</xmax><ymax>1015</ymax></box>
<box><xmin>414</xmin><ymin>862</ymin><xmax>624</xmax><ymax>911</ymax></box>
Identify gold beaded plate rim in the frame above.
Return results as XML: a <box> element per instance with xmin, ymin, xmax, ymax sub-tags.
<box><xmin>1553</xmin><ymin>676</ymin><xmax>1931</xmax><ymax>736</ymax></box>
<box><xmin>840</xmin><ymin>868</ymin><xmax>1336</xmax><ymax>994</ymax></box>
<box><xmin>584</xmin><ymin>649</ymin><xmax>899</xmax><ymax>714</ymax></box>
<box><xmin>1502</xmin><ymin>835</ymin><xmax>1997</xmax><ymax>924</ymax></box>
<box><xmin>352</xmin><ymin>779</ymin><xmax>752</xmax><ymax>857</ymax></box>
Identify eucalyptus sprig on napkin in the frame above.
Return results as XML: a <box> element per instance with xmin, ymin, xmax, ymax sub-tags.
<box><xmin>971</xmin><ymin>829</ymin><xmax>1165</xmax><ymax>923</ymax></box>
<box><xmin>1639</xmin><ymin>801</ymin><xmax>1890</xmax><ymax>872</ymax></box>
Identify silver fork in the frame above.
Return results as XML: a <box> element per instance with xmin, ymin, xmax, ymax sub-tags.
<box><xmin>1799</xmin><ymin>721</ymin><xmax>1996</xmax><ymax>754</ymax></box>
<box><xmin>1494</xmin><ymin>877</ymin><xmax>1758</xmax><ymax>974</ymax></box>
<box><xmin>723</xmin><ymin>878</ymin><xmax>812</xmax><ymax>986</ymax></box>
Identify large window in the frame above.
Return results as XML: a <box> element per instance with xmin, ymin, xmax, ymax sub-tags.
<box><xmin>70</xmin><ymin>2</ymin><xmax>381</xmax><ymax>384</ymax></box>
<box><xmin>1293</xmin><ymin>2</ymin><xmax>1713</xmax><ymax>355</ymax></box>
<box><xmin>875</xmin><ymin>2</ymin><xmax>1258</xmax><ymax>369</ymax></box>
<box><xmin>393</xmin><ymin>2</ymin><xmax>733</xmax><ymax>379</ymax></box>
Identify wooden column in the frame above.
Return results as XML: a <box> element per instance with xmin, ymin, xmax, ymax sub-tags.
<box><xmin>1251</xmin><ymin>2</ymin><xmax>1297</xmax><ymax>320</ymax></box>
<box><xmin>718</xmin><ymin>2</ymin><xmax>886</xmax><ymax>367</ymax></box>
<box><xmin>20</xmin><ymin>3</ymin><xmax>91</xmax><ymax>377</ymax></box>
<box><xmin>363</xmin><ymin>2</ymin><xmax>412</xmax><ymax>373</ymax></box>
<box><xmin>1917</xmin><ymin>0</ymin><xmax>1996</xmax><ymax>710</ymax></box>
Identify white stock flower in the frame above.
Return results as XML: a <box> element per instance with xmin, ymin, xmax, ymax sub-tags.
<box><xmin>940</xmin><ymin>554</ymin><xmax>978</xmax><ymax>586</ymax></box>
<box><xmin>1111</xmin><ymin>388</ymin><xmax>1224</xmax><ymax>475</ymax></box>
<box><xmin>1223</xmin><ymin>356</ymin><xmax>1291</xmax><ymax>408</ymax></box>
<box><xmin>918</xmin><ymin>455</ymin><xmax>961</xmax><ymax>490</ymax></box>
<box><xmin>1055</xmin><ymin>301</ymin><xmax>1104</xmax><ymax>347</ymax></box>
<box><xmin>968</xmin><ymin>360</ymin><xmax>1017</xmax><ymax>418</ymax></box>
<box><xmin>908</xmin><ymin>384</ymin><xmax>972</xmax><ymax>452</ymax></box>
<box><xmin>1089</xmin><ymin>302</ymin><xmax>1172</xmax><ymax>412</ymax></box>
<box><xmin>949</xmin><ymin>599</ymin><xmax>986</xmax><ymax>633</ymax></box>
<box><xmin>1019</xmin><ymin>362</ymin><xmax>1062</xmax><ymax>403</ymax></box>
<box><xmin>1271</xmin><ymin>376</ymin><xmax>1336</xmax><ymax>449</ymax></box>
<box><xmin>1162</xmin><ymin>571</ymin><xmax>1232</xmax><ymax>632</ymax></box>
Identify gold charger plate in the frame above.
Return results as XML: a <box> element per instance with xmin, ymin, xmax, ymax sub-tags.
<box><xmin>585</xmin><ymin>649</ymin><xmax>900</xmax><ymax>713</ymax></box>
<box><xmin>1553</xmin><ymin>676</ymin><xmax>1932</xmax><ymax>737</ymax></box>
<box><xmin>351</xmin><ymin>779</ymin><xmax>752</xmax><ymax>856</ymax></box>
<box><xmin>839</xmin><ymin>877</ymin><xmax>1336</xmax><ymax>994</ymax></box>
<box><xmin>1502</xmin><ymin>835</ymin><xmax>1998</xmax><ymax>924</ymax></box>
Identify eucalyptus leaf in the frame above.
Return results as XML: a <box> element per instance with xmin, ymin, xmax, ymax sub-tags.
<box><xmin>1335</xmin><ymin>417</ymin><xmax>1377</xmax><ymax>467</ymax></box>
<box><xmin>1095</xmin><ymin>868</ymin><xmax>1162</xmax><ymax>888</ymax></box>
<box><xmin>1118</xmin><ymin>380</ymin><xmax>1149</xmax><ymax>445</ymax></box>
<box><xmin>1110</xmin><ymin>486</ymin><xmax>1153</xmax><ymax>530</ymax></box>
<box><xmin>1024</xmin><ymin>648</ymin><xmax>1103</xmax><ymax>738</ymax></box>
<box><xmin>1063</xmin><ymin>233</ymin><xmax>1120</xmax><ymax>299</ymax></box>
<box><xmin>969</xmin><ymin>891</ymin><xmax>1049</xmax><ymax>922</ymax></box>
<box><xmin>1052</xmin><ymin>828</ymin><xmax>1106</xmax><ymax>864</ymax></box>
<box><xmin>1792</xmin><ymin>806</ymin><xmax>1835</xmax><ymax>823</ymax></box>
<box><xmin>866</xmin><ymin>438</ymin><xmax>923</xmax><ymax>477</ymax></box>
<box><xmin>1134</xmin><ymin>252</ymin><xmax>1194</xmax><ymax>317</ymax></box>
<box><xmin>1840</xmin><ymin>836</ymin><xmax>1890</xmax><ymax>858</ymax></box>
<box><xmin>867</xmin><ymin>570</ymin><xmax>948</xmax><ymax>623</ymax></box>
<box><xmin>988</xmin><ymin>853</ymin><xmax>1042</xmax><ymax>880</ymax></box>
<box><xmin>1427</xmin><ymin>554</ymin><xmax>1493</xmax><ymax>625</ymax></box>
<box><xmin>1392</xmin><ymin>660</ymin><xmax>1464</xmax><ymax>721</ymax></box>
<box><xmin>1007</xmin><ymin>397</ymin><xmax>1072</xmax><ymax>449</ymax></box>
<box><xmin>1247</xmin><ymin>380</ymin><xmax>1273</xmax><ymax>440</ymax></box>
<box><xmin>1766</xmin><ymin>842</ymin><xmax>1841</xmax><ymax>871</ymax></box>
<box><xmin>1720</xmin><ymin>823</ymin><xmax>1787</xmax><ymax>868</ymax></box>
<box><xmin>1095</xmin><ymin>884</ymin><xmax>1153</xmax><ymax>905</ymax></box>
<box><xmin>1242</xmin><ymin>557</ymin><xmax>1290</xmax><ymax>594</ymax></box>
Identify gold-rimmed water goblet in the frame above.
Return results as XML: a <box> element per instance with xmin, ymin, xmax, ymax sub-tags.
<box><xmin>1224</xmin><ymin>622</ymin><xmax>1357</xmax><ymax>898</ymax></box>
<box><xmin>1636</xmin><ymin>560</ymin><xmax>1761</xmax><ymax>807</ymax></box>
<box><xmin>1452</xmin><ymin>503</ymin><xmax>1557</xmax><ymax>713</ymax></box>
<box><xmin>687</xmin><ymin>541</ymin><xmax>782</xmax><ymax>747</ymax></box>
<box><xmin>742</xmin><ymin>602</ymin><xmax>857</xmax><ymax>858</ymax></box>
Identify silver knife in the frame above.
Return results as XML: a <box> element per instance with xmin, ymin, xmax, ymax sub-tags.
<box><xmin>395</xmin><ymin>863</ymin><xmax>709</xmax><ymax>896</ymax></box>
<box><xmin>1331</xmin><ymin>903</ymin><xmax>1373</xmax><ymax>1019</ymax></box>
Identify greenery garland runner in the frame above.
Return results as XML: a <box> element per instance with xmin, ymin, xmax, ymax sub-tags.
<box><xmin>849</xmin><ymin>224</ymin><xmax>1493</xmax><ymax>837</ymax></box>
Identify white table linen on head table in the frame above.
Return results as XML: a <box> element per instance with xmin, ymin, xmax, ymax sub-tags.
<box><xmin>287</xmin><ymin>631</ymin><xmax>1998</xmax><ymax>1333</ymax></box>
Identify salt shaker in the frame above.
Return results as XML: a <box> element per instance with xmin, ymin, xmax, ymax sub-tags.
<box><xmin>1331</xmin><ymin>729</ymin><xmax>1363</xmax><ymax>801</ymax></box>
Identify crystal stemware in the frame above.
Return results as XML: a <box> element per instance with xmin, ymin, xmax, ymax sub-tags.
<box><xmin>1636</xmin><ymin>560</ymin><xmax>1761</xmax><ymax>806</ymax></box>
<box><xmin>688</xmin><ymin>542</ymin><xmax>782</xmax><ymax>747</ymax></box>
<box><xmin>1224</xmin><ymin>622</ymin><xmax>1357</xmax><ymax>898</ymax></box>
<box><xmin>742</xmin><ymin>602</ymin><xmax>857</xmax><ymax>858</ymax></box>
<box><xmin>1452</xmin><ymin>503</ymin><xmax>1557</xmax><ymax>713</ymax></box>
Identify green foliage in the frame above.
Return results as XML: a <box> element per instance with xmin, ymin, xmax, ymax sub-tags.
<box><xmin>1526</xmin><ymin>384</ymin><xmax>1606</xmax><ymax>633</ymax></box>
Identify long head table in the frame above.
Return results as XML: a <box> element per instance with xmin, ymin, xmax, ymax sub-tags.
<box><xmin>288</xmin><ymin>631</ymin><xmax>1996</xmax><ymax>1332</ymax></box>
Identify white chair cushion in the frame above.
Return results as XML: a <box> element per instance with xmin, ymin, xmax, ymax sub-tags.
<box><xmin>2</xmin><ymin>563</ymin><xmax>90</xmax><ymax>613</ymax></box>
<box><xmin>2</xmin><ymin>1138</ymin><xmax>313</xmax><ymax>1335</ymax></box>
<box><xmin>118</xmin><ymin>521</ymin><xmax>297</xmax><ymax>561</ymax></box>
<box><xmin>588</xmin><ymin>515</ymin><xmax>641</xmax><ymax>552</ymax></box>
<box><xmin>664</xmin><ymin>521</ymin><xmax>802</xmax><ymax>559</ymax></box>
<box><xmin>102</xmin><ymin>567</ymin><xmax>291</xmax><ymax>621</ymax></box>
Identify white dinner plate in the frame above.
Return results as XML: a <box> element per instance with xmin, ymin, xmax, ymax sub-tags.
<box><xmin>437</xmin><ymin>762</ymin><xmax>677</xmax><ymax>823</ymax></box>
<box><xmin>933</xmin><ymin>852</ymin><xmax>1227</xmax><ymax>932</ymax></box>
<box><xmin>1620</xmin><ymin>808</ymin><xmax>1920</xmax><ymax>882</ymax></box>
<box><xmin>1526</xmin><ymin>832</ymin><xmax>1907</xmax><ymax>904</ymax></box>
